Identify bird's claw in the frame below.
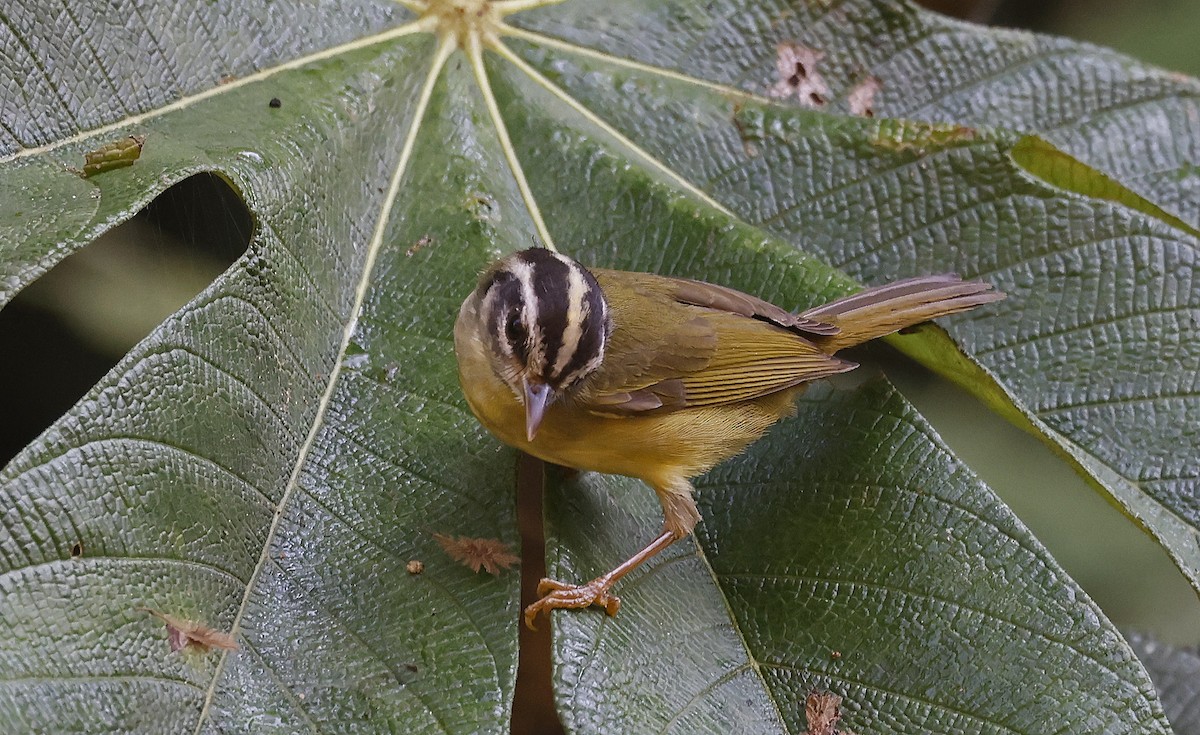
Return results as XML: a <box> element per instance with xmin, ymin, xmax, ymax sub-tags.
<box><xmin>523</xmin><ymin>577</ymin><xmax>621</xmax><ymax>629</ymax></box>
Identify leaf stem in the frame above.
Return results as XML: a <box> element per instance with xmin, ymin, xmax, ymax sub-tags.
<box><xmin>468</xmin><ymin>29</ymin><xmax>559</xmax><ymax>251</ymax></box>
<box><xmin>0</xmin><ymin>16</ymin><xmax>440</xmax><ymax>165</ymax></box>
<box><xmin>489</xmin><ymin>37</ymin><xmax>734</xmax><ymax>217</ymax></box>
<box><xmin>496</xmin><ymin>0</ymin><xmax>570</xmax><ymax>14</ymax></box>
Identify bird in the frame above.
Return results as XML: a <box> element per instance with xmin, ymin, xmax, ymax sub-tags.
<box><xmin>453</xmin><ymin>247</ymin><xmax>1003</xmax><ymax>628</ymax></box>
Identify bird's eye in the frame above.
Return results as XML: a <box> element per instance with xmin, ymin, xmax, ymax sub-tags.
<box><xmin>505</xmin><ymin>309</ymin><xmax>528</xmax><ymax>358</ymax></box>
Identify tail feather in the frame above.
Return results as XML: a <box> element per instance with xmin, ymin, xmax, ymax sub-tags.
<box><xmin>800</xmin><ymin>274</ymin><xmax>1003</xmax><ymax>351</ymax></box>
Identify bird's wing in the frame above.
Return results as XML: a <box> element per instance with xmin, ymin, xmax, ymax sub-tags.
<box><xmin>669</xmin><ymin>277</ymin><xmax>841</xmax><ymax>336</ymax></box>
<box><xmin>577</xmin><ymin>271</ymin><xmax>855</xmax><ymax>414</ymax></box>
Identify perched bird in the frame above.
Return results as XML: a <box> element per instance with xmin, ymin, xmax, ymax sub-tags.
<box><xmin>453</xmin><ymin>248</ymin><xmax>1003</xmax><ymax>628</ymax></box>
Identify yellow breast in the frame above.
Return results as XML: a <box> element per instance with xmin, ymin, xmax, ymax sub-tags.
<box><xmin>455</xmin><ymin>319</ymin><xmax>797</xmax><ymax>488</ymax></box>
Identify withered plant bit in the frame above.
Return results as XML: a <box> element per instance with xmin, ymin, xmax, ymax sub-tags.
<box><xmin>434</xmin><ymin>533</ymin><xmax>519</xmax><ymax>575</ymax></box>
<box><xmin>137</xmin><ymin>607</ymin><xmax>238</xmax><ymax>653</ymax></box>
<box><xmin>406</xmin><ymin>559</ymin><xmax>425</xmax><ymax>575</ymax></box>
<box><xmin>78</xmin><ymin>135</ymin><xmax>146</xmax><ymax>178</ymax></box>
<box><xmin>805</xmin><ymin>690</ymin><xmax>847</xmax><ymax>735</ymax></box>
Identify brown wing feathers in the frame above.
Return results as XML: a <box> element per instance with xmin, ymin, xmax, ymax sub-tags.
<box><xmin>671</xmin><ymin>278</ymin><xmax>841</xmax><ymax>336</ymax></box>
<box><xmin>581</xmin><ymin>270</ymin><xmax>1001</xmax><ymax>415</ymax></box>
<box><xmin>800</xmin><ymin>275</ymin><xmax>1004</xmax><ymax>351</ymax></box>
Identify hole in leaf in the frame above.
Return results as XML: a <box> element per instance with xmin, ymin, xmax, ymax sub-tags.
<box><xmin>0</xmin><ymin>172</ymin><xmax>252</xmax><ymax>466</ymax></box>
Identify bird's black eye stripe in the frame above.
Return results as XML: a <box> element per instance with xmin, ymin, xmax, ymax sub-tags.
<box><xmin>505</xmin><ymin>309</ymin><xmax>529</xmax><ymax>361</ymax></box>
<box><xmin>483</xmin><ymin>271</ymin><xmax>517</xmax><ymax>339</ymax></box>
<box><xmin>505</xmin><ymin>309</ymin><xmax>523</xmax><ymax>339</ymax></box>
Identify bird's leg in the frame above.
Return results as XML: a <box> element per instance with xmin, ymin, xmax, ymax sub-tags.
<box><xmin>524</xmin><ymin>530</ymin><xmax>677</xmax><ymax>629</ymax></box>
<box><xmin>523</xmin><ymin>480</ymin><xmax>699</xmax><ymax>630</ymax></box>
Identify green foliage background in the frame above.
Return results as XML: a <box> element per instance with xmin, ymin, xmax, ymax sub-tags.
<box><xmin>1</xmin><ymin>0</ymin><xmax>1197</xmax><ymax>733</ymax></box>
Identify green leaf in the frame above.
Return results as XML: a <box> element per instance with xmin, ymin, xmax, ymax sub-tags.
<box><xmin>1127</xmin><ymin>632</ymin><xmax>1200</xmax><ymax>732</ymax></box>
<box><xmin>0</xmin><ymin>0</ymin><xmax>1191</xmax><ymax>732</ymax></box>
<box><xmin>503</xmin><ymin>0</ymin><xmax>1200</xmax><ymax>601</ymax></box>
<box><xmin>1</xmin><ymin>11</ymin><xmax>525</xmax><ymax>732</ymax></box>
<box><xmin>507</xmin><ymin>0</ymin><xmax>1200</xmax><ymax>223</ymax></box>
<box><xmin>548</xmin><ymin>382</ymin><xmax>1165</xmax><ymax>733</ymax></box>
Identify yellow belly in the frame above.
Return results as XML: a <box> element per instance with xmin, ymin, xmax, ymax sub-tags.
<box><xmin>456</xmin><ymin>331</ymin><xmax>797</xmax><ymax>490</ymax></box>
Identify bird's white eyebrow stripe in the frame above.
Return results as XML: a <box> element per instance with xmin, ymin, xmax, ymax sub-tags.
<box><xmin>507</xmin><ymin>259</ymin><xmax>543</xmax><ymax>366</ymax></box>
<box><xmin>552</xmin><ymin>258</ymin><xmax>590</xmax><ymax>376</ymax></box>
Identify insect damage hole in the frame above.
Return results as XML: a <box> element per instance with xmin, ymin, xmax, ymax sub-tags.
<box><xmin>769</xmin><ymin>42</ymin><xmax>831</xmax><ymax>108</ymax></box>
<box><xmin>847</xmin><ymin>76</ymin><xmax>882</xmax><ymax>117</ymax></box>
<box><xmin>0</xmin><ymin>173</ymin><xmax>252</xmax><ymax>466</ymax></box>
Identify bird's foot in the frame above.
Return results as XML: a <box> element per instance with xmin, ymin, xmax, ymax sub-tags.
<box><xmin>524</xmin><ymin>576</ymin><xmax>620</xmax><ymax>630</ymax></box>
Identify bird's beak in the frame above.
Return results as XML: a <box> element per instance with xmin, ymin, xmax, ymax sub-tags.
<box><xmin>522</xmin><ymin>377</ymin><xmax>554</xmax><ymax>441</ymax></box>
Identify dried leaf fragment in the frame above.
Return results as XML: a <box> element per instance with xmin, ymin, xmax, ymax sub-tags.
<box><xmin>769</xmin><ymin>43</ymin><xmax>830</xmax><ymax>107</ymax></box>
<box><xmin>434</xmin><ymin>533</ymin><xmax>519</xmax><ymax>575</ymax></box>
<box><xmin>806</xmin><ymin>690</ymin><xmax>852</xmax><ymax>735</ymax></box>
<box><xmin>406</xmin><ymin>559</ymin><xmax>425</xmax><ymax>575</ymax></box>
<box><xmin>78</xmin><ymin>135</ymin><xmax>145</xmax><ymax>178</ymax></box>
<box><xmin>137</xmin><ymin>607</ymin><xmax>238</xmax><ymax>653</ymax></box>
<box><xmin>847</xmin><ymin>76</ymin><xmax>882</xmax><ymax>117</ymax></box>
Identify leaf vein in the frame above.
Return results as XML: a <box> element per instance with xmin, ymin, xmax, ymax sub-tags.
<box><xmin>0</xmin><ymin>17</ymin><xmax>438</xmax><ymax>165</ymax></box>
<box><xmin>0</xmin><ymin>555</ymin><xmax>246</xmax><ymax>588</ymax></box>
<box><xmin>975</xmin><ymin>303</ymin><xmax>1199</xmax><ymax>357</ymax></box>
<box><xmin>187</xmin><ymin>34</ymin><xmax>456</xmax><ymax>734</ymax></box>
<box><xmin>721</xmin><ymin>572</ymin><xmax>1125</xmax><ymax>678</ymax></box>
<box><xmin>490</xmin><ymin>38</ymin><xmax>734</xmax><ymax>218</ymax></box>
<box><xmin>238</xmin><ymin>638</ymin><xmax>321</xmax><ymax>734</ymax></box>
<box><xmin>2</xmin><ymin>436</ymin><xmax>274</xmax><ymax>508</ymax></box>
<box><xmin>759</xmin><ymin>662</ymin><xmax>1025</xmax><ymax>735</ymax></box>
<box><xmin>266</xmin><ymin>557</ymin><xmax>454</xmax><ymax>735</ymax></box>
<box><xmin>0</xmin><ymin>673</ymin><xmax>205</xmax><ymax>693</ymax></box>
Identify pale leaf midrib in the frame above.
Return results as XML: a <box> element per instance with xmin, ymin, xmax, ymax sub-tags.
<box><xmin>0</xmin><ymin>17</ymin><xmax>437</xmax><ymax>165</ymax></box>
<box><xmin>188</xmin><ymin>34</ymin><xmax>457</xmax><ymax>733</ymax></box>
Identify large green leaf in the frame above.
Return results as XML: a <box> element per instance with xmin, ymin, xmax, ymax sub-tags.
<box><xmin>0</xmin><ymin>0</ymin><xmax>1190</xmax><ymax>732</ymax></box>
<box><xmin>1128</xmin><ymin>632</ymin><xmax>1200</xmax><ymax>733</ymax></box>
<box><xmin>1</xmin><ymin>10</ymin><xmax>526</xmax><ymax>732</ymax></box>
<box><xmin>548</xmin><ymin>382</ymin><xmax>1164</xmax><ymax>733</ymax></box>
<box><xmin>503</xmin><ymin>0</ymin><xmax>1200</xmax><ymax>597</ymax></box>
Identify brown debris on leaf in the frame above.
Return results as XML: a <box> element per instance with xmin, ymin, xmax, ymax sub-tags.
<box><xmin>847</xmin><ymin>76</ymin><xmax>882</xmax><ymax>117</ymax></box>
<box><xmin>434</xmin><ymin>533</ymin><xmax>519</xmax><ymax>575</ymax></box>
<box><xmin>77</xmin><ymin>135</ymin><xmax>146</xmax><ymax>178</ymax></box>
<box><xmin>806</xmin><ymin>691</ymin><xmax>853</xmax><ymax>735</ymax></box>
<box><xmin>769</xmin><ymin>43</ymin><xmax>830</xmax><ymax>107</ymax></box>
<box><xmin>137</xmin><ymin>607</ymin><xmax>238</xmax><ymax>654</ymax></box>
<box><xmin>406</xmin><ymin>235</ymin><xmax>434</xmax><ymax>257</ymax></box>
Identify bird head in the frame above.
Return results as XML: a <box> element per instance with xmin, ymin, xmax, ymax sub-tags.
<box><xmin>472</xmin><ymin>248</ymin><xmax>611</xmax><ymax>441</ymax></box>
